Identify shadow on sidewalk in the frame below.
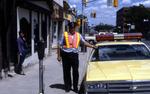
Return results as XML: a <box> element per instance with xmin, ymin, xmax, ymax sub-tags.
<box><xmin>49</xmin><ymin>83</ymin><xmax>65</xmax><ymax>90</ymax></box>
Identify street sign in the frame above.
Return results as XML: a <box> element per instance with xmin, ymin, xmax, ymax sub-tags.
<box><xmin>83</xmin><ymin>0</ymin><xmax>88</xmax><ymax>7</ymax></box>
<box><xmin>131</xmin><ymin>25</ymin><xmax>135</xmax><ymax>29</ymax></box>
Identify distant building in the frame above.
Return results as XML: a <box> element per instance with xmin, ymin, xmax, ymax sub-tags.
<box><xmin>117</xmin><ymin>7</ymin><xmax>150</xmax><ymax>35</ymax></box>
<box><xmin>116</xmin><ymin>7</ymin><xmax>130</xmax><ymax>33</ymax></box>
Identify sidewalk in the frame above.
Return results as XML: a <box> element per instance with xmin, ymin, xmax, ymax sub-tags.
<box><xmin>0</xmin><ymin>49</ymin><xmax>91</xmax><ymax>94</ymax></box>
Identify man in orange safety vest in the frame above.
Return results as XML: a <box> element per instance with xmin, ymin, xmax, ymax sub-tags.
<box><xmin>57</xmin><ymin>22</ymin><xmax>96</xmax><ymax>93</ymax></box>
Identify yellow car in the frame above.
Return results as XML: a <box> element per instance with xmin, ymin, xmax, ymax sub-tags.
<box><xmin>84</xmin><ymin>33</ymin><xmax>150</xmax><ymax>94</ymax></box>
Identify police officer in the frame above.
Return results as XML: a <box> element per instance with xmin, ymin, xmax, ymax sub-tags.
<box><xmin>57</xmin><ymin>22</ymin><xmax>96</xmax><ymax>93</ymax></box>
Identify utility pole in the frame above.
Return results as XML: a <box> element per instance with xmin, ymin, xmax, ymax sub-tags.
<box><xmin>81</xmin><ymin>0</ymin><xmax>99</xmax><ymax>36</ymax></box>
<box><xmin>82</xmin><ymin>0</ymin><xmax>84</xmax><ymax>36</ymax></box>
<box><xmin>81</xmin><ymin>0</ymin><xmax>86</xmax><ymax>52</ymax></box>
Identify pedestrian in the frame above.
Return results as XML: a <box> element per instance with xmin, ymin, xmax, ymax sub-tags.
<box><xmin>57</xmin><ymin>22</ymin><xmax>96</xmax><ymax>93</ymax></box>
<box><xmin>15</xmin><ymin>31</ymin><xmax>27</xmax><ymax>75</ymax></box>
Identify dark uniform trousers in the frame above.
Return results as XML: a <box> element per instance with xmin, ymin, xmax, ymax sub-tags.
<box><xmin>61</xmin><ymin>50</ymin><xmax>79</xmax><ymax>90</ymax></box>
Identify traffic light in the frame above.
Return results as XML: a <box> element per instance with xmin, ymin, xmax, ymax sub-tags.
<box><xmin>83</xmin><ymin>0</ymin><xmax>88</xmax><ymax>3</ymax></box>
<box><xmin>93</xmin><ymin>12</ymin><xmax>96</xmax><ymax>18</ymax></box>
<box><xmin>113</xmin><ymin>0</ymin><xmax>118</xmax><ymax>7</ymax></box>
<box><xmin>83</xmin><ymin>0</ymin><xmax>88</xmax><ymax>7</ymax></box>
<box><xmin>90</xmin><ymin>12</ymin><xmax>96</xmax><ymax>18</ymax></box>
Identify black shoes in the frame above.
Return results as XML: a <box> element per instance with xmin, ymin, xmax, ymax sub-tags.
<box><xmin>8</xmin><ymin>74</ymin><xmax>13</xmax><ymax>77</ymax></box>
<box><xmin>65</xmin><ymin>89</ymin><xmax>70</xmax><ymax>92</ymax></box>
<box><xmin>73</xmin><ymin>87</ymin><xmax>79</xmax><ymax>93</ymax></box>
<box><xmin>65</xmin><ymin>88</ymin><xmax>71</xmax><ymax>92</ymax></box>
<box><xmin>73</xmin><ymin>89</ymin><xmax>78</xmax><ymax>93</ymax></box>
<box><xmin>65</xmin><ymin>88</ymin><xmax>78</xmax><ymax>93</ymax></box>
<box><xmin>17</xmin><ymin>72</ymin><xmax>25</xmax><ymax>75</ymax></box>
<box><xmin>15</xmin><ymin>71</ymin><xmax>25</xmax><ymax>75</ymax></box>
<box><xmin>64</xmin><ymin>86</ymin><xmax>78</xmax><ymax>93</ymax></box>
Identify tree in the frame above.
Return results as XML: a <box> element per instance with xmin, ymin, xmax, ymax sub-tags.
<box><xmin>94</xmin><ymin>23</ymin><xmax>114</xmax><ymax>32</ymax></box>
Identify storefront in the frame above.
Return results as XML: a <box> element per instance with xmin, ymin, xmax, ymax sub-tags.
<box><xmin>51</xmin><ymin>1</ymin><xmax>63</xmax><ymax>48</ymax></box>
<box><xmin>16</xmin><ymin>0</ymin><xmax>52</xmax><ymax>66</ymax></box>
<box><xmin>0</xmin><ymin>0</ymin><xmax>53</xmax><ymax>73</ymax></box>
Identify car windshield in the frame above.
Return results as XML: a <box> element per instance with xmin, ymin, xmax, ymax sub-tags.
<box><xmin>91</xmin><ymin>44</ymin><xmax>150</xmax><ymax>61</ymax></box>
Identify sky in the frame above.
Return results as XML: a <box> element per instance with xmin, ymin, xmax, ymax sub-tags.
<box><xmin>68</xmin><ymin>0</ymin><xmax>150</xmax><ymax>26</ymax></box>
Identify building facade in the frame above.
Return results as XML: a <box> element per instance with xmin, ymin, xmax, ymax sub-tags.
<box><xmin>116</xmin><ymin>7</ymin><xmax>130</xmax><ymax>33</ymax></box>
<box><xmin>51</xmin><ymin>0</ymin><xmax>64</xmax><ymax>48</ymax></box>
<box><xmin>117</xmin><ymin>6</ymin><xmax>150</xmax><ymax>37</ymax></box>
<box><xmin>0</xmin><ymin>0</ymin><xmax>17</xmax><ymax>73</ymax></box>
<box><xmin>0</xmin><ymin>0</ymin><xmax>53</xmax><ymax>74</ymax></box>
<box><xmin>16</xmin><ymin>0</ymin><xmax>53</xmax><ymax>67</ymax></box>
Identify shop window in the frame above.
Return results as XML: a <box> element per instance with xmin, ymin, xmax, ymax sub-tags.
<box><xmin>33</xmin><ymin>19</ymin><xmax>39</xmax><ymax>52</ymax></box>
<box><xmin>20</xmin><ymin>18</ymin><xmax>31</xmax><ymax>56</ymax></box>
<box><xmin>42</xmin><ymin>20</ymin><xmax>47</xmax><ymax>47</ymax></box>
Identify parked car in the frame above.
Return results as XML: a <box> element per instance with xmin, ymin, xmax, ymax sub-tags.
<box><xmin>80</xmin><ymin>33</ymin><xmax>150</xmax><ymax>94</ymax></box>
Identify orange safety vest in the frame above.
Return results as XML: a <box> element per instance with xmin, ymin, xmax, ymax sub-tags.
<box><xmin>64</xmin><ymin>31</ymin><xmax>80</xmax><ymax>48</ymax></box>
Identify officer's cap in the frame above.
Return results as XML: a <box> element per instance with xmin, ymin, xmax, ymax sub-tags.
<box><xmin>68</xmin><ymin>22</ymin><xmax>77</xmax><ymax>28</ymax></box>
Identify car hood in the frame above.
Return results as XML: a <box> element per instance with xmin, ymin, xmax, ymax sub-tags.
<box><xmin>86</xmin><ymin>60</ymin><xmax>150</xmax><ymax>81</ymax></box>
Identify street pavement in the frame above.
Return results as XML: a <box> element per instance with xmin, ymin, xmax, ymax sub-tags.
<box><xmin>0</xmin><ymin>48</ymin><xmax>91</xmax><ymax>94</ymax></box>
<box><xmin>0</xmin><ymin>39</ymin><xmax>149</xmax><ymax>94</ymax></box>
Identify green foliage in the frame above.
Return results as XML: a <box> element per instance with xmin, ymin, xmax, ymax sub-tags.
<box><xmin>94</xmin><ymin>23</ymin><xmax>114</xmax><ymax>32</ymax></box>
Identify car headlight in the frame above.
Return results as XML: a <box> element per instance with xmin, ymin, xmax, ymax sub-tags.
<box><xmin>87</xmin><ymin>83</ymin><xmax>107</xmax><ymax>89</ymax></box>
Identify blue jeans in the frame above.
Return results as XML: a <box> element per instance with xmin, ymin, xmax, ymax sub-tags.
<box><xmin>15</xmin><ymin>54</ymin><xmax>26</xmax><ymax>73</ymax></box>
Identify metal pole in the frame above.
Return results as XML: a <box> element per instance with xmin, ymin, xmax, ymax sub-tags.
<box><xmin>81</xmin><ymin>0</ymin><xmax>86</xmax><ymax>52</ymax></box>
<box><xmin>39</xmin><ymin>60</ymin><xmax>44</xmax><ymax>94</ymax></box>
<box><xmin>37</xmin><ymin>41</ymin><xmax>45</xmax><ymax>94</ymax></box>
<box><xmin>82</xmin><ymin>0</ymin><xmax>84</xmax><ymax>36</ymax></box>
<box><xmin>86</xmin><ymin>0</ymin><xmax>99</xmax><ymax>3</ymax></box>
